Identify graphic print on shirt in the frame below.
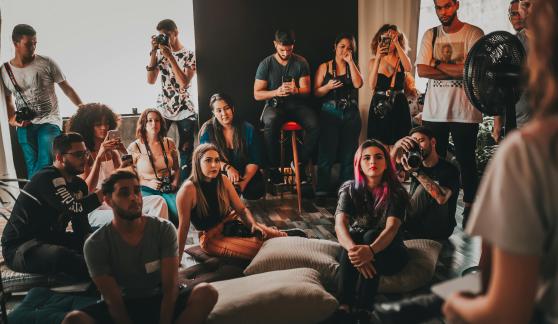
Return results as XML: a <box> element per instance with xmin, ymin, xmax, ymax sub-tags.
<box><xmin>156</xmin><ymin>49</ymin><xmax>196</xmax><ymax>119</ymax></box>
<box><xmin>432</xmin><ymin>42</ymin><xmax>465</xmax><ymax>89</ymax></box>
<box><xmin>13</xmin><ymin>70</ymin><xmax>55</xmax><ymax>120</ymax></box>
<box><xmin>52</xmin><ymin>177</ymin><xmax>85</xmax><ymax>214</ymax></box>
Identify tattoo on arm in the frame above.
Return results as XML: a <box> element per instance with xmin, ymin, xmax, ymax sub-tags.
<box><xmin>417</xmin><ymin>173</ymin><xmax>447</xmax><ymax>203</ymax></box>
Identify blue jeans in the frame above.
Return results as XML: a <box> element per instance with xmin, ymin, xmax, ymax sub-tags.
<box><xmin>165</xmin><ymin>117</ymin><xmax>197</xmax><ymax>182</ymax></box>
<box><xmin>16</xmin><ymin>123</ymin><xmax>61</xmax><ymax>178</ymax></box>
<box><xmin>140</xmin><ymin>186</ymin><xmax>178</xmax><ymax>226</ymax></box>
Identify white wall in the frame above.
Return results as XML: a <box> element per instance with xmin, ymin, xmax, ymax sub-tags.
<box><xmin>0</xmin><ymin>0</ymin><xmax>197</xmax><ymax>117</ymax></box>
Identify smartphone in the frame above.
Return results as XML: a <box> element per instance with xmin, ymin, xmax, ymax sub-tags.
<box><xmin>282</xmin><ymin>75</ymin><xmax>293</xmax><ymax>83</ymax></box>
<box><xmin>380</xmin><ymin>34</ymin><xmax>391</xmax><ymax>49</ymax></box>
<box><xmin>107</xmin><ymin>129</ymin><xmax>120</xmax><ymax>140</ymax></box>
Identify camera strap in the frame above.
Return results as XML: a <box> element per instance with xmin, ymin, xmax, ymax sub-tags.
<box><xmin>142</xmin><ymin>137</ymin><xmax>172</xmax><ymax>182</ymax></box>
<box><xmin>331</xmin><ymin>59</ymin><xmax>352</xmax><ymax>103</ymax></box>
<box><xmin>3</xmin><ymin>63</ymin><xmax>32</xmax><ymax>108</ymax></box>
<box><xmin>388</xmin><ymin>58</ymin><xmax>401</xmax><ymax>90</ymax></box>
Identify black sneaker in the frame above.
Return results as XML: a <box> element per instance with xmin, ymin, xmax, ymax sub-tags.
<box><xmin>290</xmin><ymin>161</ymin><xmax>308</xmax><ymax>184</ymax></box>
<box><xmin>281</xmin><ymin>228</ymin><xmax>308</xmax><ymax>238</ymax></box>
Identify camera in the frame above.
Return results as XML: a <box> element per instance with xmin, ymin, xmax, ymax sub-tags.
<box><xmin>373</xmin><ymin>99</ymin><xmax>392</xmax><ymax>119</ymax></box>
<box><xmin>406</xmin><ymin>144</ymin><xmax>423</xmax><ymax>169</ymax></box>
<box><xmin>268</xmin><ymin>97</ymin><xmax>282</xmax><ymax>109</ymax></box>
<box><xmin>15</xmin><ymin>106</ymin><xmax>37</xmax><ymax>123</ymax></box>
<box><xmin>155</xmin><ymin>34</ymin><xmax>169</xmax><ymax>46</ymax></box>
<box><xmin>336</xmin><ymin>98</ymin><xmax>349</xmax><ymax>110</ymax></box>
<box><xmin>222</xmin><ymin>220</ymin><xmax>255</xmax><ymax>238</ymax></box>
<box><xmin>159</xmin><ymin>175</ymin><xmax>174</xmax><ymax>193</ymax></box>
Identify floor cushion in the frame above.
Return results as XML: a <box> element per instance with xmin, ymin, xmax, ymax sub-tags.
<box><xmin>243</xmin><ymin>237</ymin><xmax>341</xmax><ymax>291</ymax></box>
<box><xmin>208</xmin><ymin>268</ymin><xmax>338</xmax><ymax>324</ymax></box>
<box><xmin>7</xmin><ymin>287</ymin><xmax>97</xmax><ymax>324</ymax></box>
<box><xmin>1</xmin><ymin>264</ymin><xmax>85</xmax><ymax>294</ymax></box>
<box><xmin>378</xmin><ymin>239</ymin><xmax>443</xmax><ymax>293</ymax></box>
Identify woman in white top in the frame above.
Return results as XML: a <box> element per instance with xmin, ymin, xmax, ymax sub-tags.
<box><xmin>68</xmin><ymin>103</ymin><xmax>168</xmax><ymax>227</ymax></box>
<box><xmin>128</xmin><ymin>108</ymin><xmax>180</xmax><ymax>226</ymax></box>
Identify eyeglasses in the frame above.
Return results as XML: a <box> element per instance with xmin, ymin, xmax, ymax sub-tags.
<box><xmin>508</xmin><ymin>11</ymin><xmax>521</xmax><ymax>18</ymax></box>
<box><xmin>63</xmin><ymin>150</ymin><xmax>90</xmax><ymax>159</ymax></box>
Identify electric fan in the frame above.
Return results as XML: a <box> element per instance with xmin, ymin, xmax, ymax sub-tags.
<box><xmin>464</xmin><ymin>31</ymin><xmax>526</xmax><ymax>133</ymax></box>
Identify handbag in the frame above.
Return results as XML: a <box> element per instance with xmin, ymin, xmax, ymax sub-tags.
<box><xmin>373</xmin><ymin>57</ymin><xmax>401</xmax><ymax>119</ymax></box>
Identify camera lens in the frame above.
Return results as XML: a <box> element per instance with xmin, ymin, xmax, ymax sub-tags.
<box><xmin>406</xmin><ymin>147</ymin><xmax>423</xmax><ymax>169</ymax></box>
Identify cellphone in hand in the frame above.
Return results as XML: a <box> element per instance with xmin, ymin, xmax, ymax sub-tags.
<box><xmin>107</xmin><ymin>130</ymin><xmax>120</xmax><ymax>140</ymax></box>
<box><xmin>282</xmin><ymin>75</ymin><xmax>293</xmax><ymax>84</ymax></box>
<box><xmin>380</xmin><ymin>34</ymin><xmax>391</xmax><ymax>49</ymax></box>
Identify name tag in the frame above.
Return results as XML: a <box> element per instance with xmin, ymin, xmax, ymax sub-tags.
<box><xmin>145</xmin><ymin>260</ymin><xmax>160</xmax><ymax>274</ymax></box>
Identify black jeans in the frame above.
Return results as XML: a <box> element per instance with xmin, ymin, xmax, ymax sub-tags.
<box><xmin>338</xmin><ymin>229</ymin><xmax>408</xmax><ymax>309</ymax></box>
<box><xmin>261</xmin><ymin>100</ymin><xmax>319</xmax><ymax>167</ymax></box>
<box><xmin>237</xmin><ymin>170</ymin><xmax>265</xmax><ymax>200</ymax></box>
<box><xmin>165</xmin><ymin>116</ymin><xmax>197</xmax><ymax>180</ymax></box>
<box><xmin>5</xmin><ymin>233</ymin><xmax>89</xmax><ymax>280</ymax></box>
<box><xmin>316</xmin><ymin>101</ymin><xmax>361</xmax><ymax>196</ymax></box>
<box><xmin>405</xmin><ymin>186</ymin><xmax>455</xmax><ymax>240</ymax></box>
<box><xmin>422</xmin><ymin>121</ymin><xmax>479</xmax><ymax>204</ymax></box>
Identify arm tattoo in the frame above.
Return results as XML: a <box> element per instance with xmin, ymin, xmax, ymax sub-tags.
<box><xmin>416</xmin><ymin>173</ymin><xmax>447</xmax><ymax>203</ymax></box>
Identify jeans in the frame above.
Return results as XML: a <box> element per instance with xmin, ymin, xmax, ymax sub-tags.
<box><xmin>5</xmin><ymin>234</ymin><xmax>89</xmax><ymax>280</ymax></box>
<box><xmin>140</xmin><ymin>186</ymin><xmax>178</xmax><ymax>226</ymax></box>
<box><xmin>16</xmin><ymin>123</ymin><xmax>61</xmax><ymax>178</ymax></box>
<box><xmin>405</xmin><ymin>186</ymin><xmax>455</xmax><ymax>240</ymax></box>
<box><xmin>261</xmin><ymin>100</ymin><xmax>319</xmax><ymax>167</ymax></box>
<box><xmin>165</xmin><ymin>117</ymin><xmax>197</xmax><ymax>181</ymax></box>
<box><xmin>338</xmin><ymin>229</ymin><xmax>408</xmax><ymax>309</ymax></box>
<box><xmin>316</xmin><ymin>101</ymin><xmax>361</xmax><ymax>196</ymax></box>
<box><xmin>422</xmin><ymin>121</ymin><xmax>479</xmax><ymax>204</ymax></box>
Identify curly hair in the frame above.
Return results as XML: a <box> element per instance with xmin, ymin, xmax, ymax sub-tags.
<box><xmin>370</xmin><ymin>24</ymin><xmax>409</xmax><ymax>56</ymax></box>
<box><xmin>67</xmin><ymin>103</ymin><xmax>119</xmax><ymax>151</ymax></box>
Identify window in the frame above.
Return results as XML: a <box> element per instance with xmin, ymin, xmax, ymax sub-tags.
<box><xmin>416</xmin><ymin>0</ymin><xmax>519</xmax><ymax>91</ymax></box>
<box><xmin>0</xmin><ymin>0</ymin><xmax>197</xmax><ymax>117</ymax></box>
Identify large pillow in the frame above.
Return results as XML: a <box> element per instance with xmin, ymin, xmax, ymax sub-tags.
<box><xmin>378</xmin><ymin>239</ymin><xmax>442</xmax><ymax>293</ymax></box>
<box><xmin>243</xmin><ymin>237</ymin><xmax>341</xmax><ymax>290</ymax></box>
<box><xmin>208</xmin><ymin>268</ymin><xmax>338</xmax><ymax>324</ymax></box>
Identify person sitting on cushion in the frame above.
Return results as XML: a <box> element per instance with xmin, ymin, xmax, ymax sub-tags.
<box><xmin>176</xmin><ymin>144</ymin><xmax>306</xmax><ymax>262</ymax></box>
<box><xmin>335</xmin><ymin>139</ymin><xmax>410</xmax><ymax>322</ymax></box>
<box><xmin>199</xmin><ymin>93</ymin><xmax>265</xmax><ymax>200</ymax></box>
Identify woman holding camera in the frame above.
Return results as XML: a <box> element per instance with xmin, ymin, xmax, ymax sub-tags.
<box><xmin>128</xmin><ymin>108</ymin><xmax>180</xmax><ymax>225</ymax></box>
<box><xmin>199</xmin><ymin>93</ymin><xmax>265</xmax><ymax>200</ymax></box>
<box><xmin>335</xmin><ymin>139</ymin><xmax>409</xmax><ymax>321</ymax></box>
<box><xmin>313</xmin><ymin>33</ymin><xmax>363</xmax><ymax>200</ymax></box>
<box><xmin>367</xmin><ymin>24</ymin><xmax>413</xmax><ymax>145</ymax></box>
<box><xmin>176</xmin><ymin>144</ymin><xmax>306</xmax><ymax>262</ymax></box>
<box><xmin>68</xmin><ymin>104</ymin><xmax>168</xmax><ymax>227</ymax></box>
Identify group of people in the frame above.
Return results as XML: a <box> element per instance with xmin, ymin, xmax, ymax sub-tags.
<box><xmin>1</xmin><ymin>0</ymin><xmax>557</xmax><ymax>323</ymax></box>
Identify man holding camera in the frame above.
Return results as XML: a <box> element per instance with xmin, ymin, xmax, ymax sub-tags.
<box><xmin>254</xmin><ymin>29</ymin><xmax>318</xmax><ymax>183</ymax></box>
<box><xmin>416</xmin><ymin>0</ymin><xmax>484</xmax><ymax>227</ymax></box>
<box><xmin>391</xmin><ymin>126</ymin><xmax>460</xmax><ymax>240</ymax></box>
<box><xmin>147</xmin><ymin>19</ymin><xmax>196</xmax><ymax>179</ymax></box>
<box><xmin>1</xmin><ymin>24</ymin><xmax>84</xmax><ymax>178</ymax></box>
<box><xmin>1</xmin><ymin>133</ymin><xmax>101</xmax><ymax>280</ymax></box>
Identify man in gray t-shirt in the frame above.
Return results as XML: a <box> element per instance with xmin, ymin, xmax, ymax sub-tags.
<box><xmin>63</xmin><ymin>170</ymin><xmax>217</xmax><ymax>324</ymax></box>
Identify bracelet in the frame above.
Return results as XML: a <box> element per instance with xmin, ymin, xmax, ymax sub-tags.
<box><xmin>146</xmin><ymin>65</ymin><xmax>158</xmax><ymax>71</ymax></box>
<box><xmin>369</xmin><ymin>245</ymin><xmax>375</xmax><ymax>257</ymax></box>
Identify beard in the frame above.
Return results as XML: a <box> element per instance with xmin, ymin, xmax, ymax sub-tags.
<box><xmin>439</xmin><ymin>12</ymin><xmax>457</xmax><ymax>26</ymax></box>
<box><xmin>113</xmin><ymin>203</ymin><xmax>142</xmax><ymax>221</ymax></box>
<box><xmin>63</xmin><ymin>162</ymin><xmax>84</xmax><ymax>176</ymax></box>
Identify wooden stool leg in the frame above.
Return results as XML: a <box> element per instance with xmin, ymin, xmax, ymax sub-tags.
<box><xmin>291</xmin><ymin>130</ymin><xmax>302</xmax><ymax>215</ymax></box>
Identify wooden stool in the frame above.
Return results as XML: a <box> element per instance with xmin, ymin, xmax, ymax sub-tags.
<box><xmin>280</xmin><ymin>121</ymin><xmax>303</xmax><ymax>214</ymax></box>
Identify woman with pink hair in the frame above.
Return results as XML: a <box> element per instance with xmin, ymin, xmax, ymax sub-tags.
<box><xmin>334</xmin><ymin>139</ymin><xmax>410</xmax><ymax>321</ymax></box>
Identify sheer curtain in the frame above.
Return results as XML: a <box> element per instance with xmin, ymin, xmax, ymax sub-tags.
<box><xmin>357</xmin><ymin>0</ymin><xmax>421</xmax><ymax>142</ymax></box>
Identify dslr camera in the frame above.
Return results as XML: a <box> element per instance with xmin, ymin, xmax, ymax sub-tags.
<box><xmin>406</xmin><ymin>143</ymin><xmax>423</xmax><ymax>169</ymax></box>
<box><xmin>155</xmin><ymin>34</ymin><xmax>169</xmax><ymax>46</ymax></box>
<box><xmin>159</xmin><ymin>175</ymin><xmax>174</xmax><ymax>193</ymax></box>
<box><xmin>15</xmin><ymin>106</ymin><xmax>37</xmax><ymax>123</ymax></box>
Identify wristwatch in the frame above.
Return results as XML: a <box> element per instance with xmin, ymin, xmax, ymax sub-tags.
<box><xmin>433</xmin><ymin>59</ymin><xmax>442</xmax><ymax>68</ymax></box>
<box><xmin>146</xmin><ymin>65</ymin><xmax>158</xmax><ymax>71</ymax></box>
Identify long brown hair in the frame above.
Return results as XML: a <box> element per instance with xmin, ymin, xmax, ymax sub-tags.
<box><xmin>528</xmin><ymin>0</ymin><xmax>558</xmax><ymax>116</ymax></box>
<box><xmin>370</xmin><ymin>24</ymin><xmax>408</xmax><ymax>55</ymax></box>
<box><xmin>189</xmin><ymin>144</ymin><xmax>230</xmax><ymax>218</ymax></box>
<box><xmin>135</xmin><ymin>108</ymin><xmax>168</xmax><ymax>144</ymax></box>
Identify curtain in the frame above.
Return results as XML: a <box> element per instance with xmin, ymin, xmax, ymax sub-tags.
<box><xmin>357</xmin><ymin>0</ymin><xmax>421</xmax><ymax>142</ymax></box>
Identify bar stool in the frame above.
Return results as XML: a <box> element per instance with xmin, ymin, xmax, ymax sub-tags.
<box><xmin>280</xmin><ymin>121</ymin><xmax>303</xmax><ymax>214</ymax></box>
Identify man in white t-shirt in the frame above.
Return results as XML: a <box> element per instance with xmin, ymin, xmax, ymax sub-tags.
<box><xmin>1</xmin><ymin>24</ymin><xmax>83</xmax><ymax>178</ymax></box>
<box><xmin>416</xmin><ymin>0</ymin><xmax>484</xmax><ymax>227</ymax></box>
<box><xmin>146</xmin><ymin>19</ymin><xmax>197</xmax><ymax>180</ymax></box>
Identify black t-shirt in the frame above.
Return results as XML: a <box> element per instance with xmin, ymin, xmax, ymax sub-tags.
<box><xmin>255</xmin><ymin>53</ymin><xmax>310</xmax><ymax>105</ymax></box>
<box><xmin>410</xmin><ymin>159</ymin><xmax>460</xmax><ymax>222</ymax></box>
<box><xmin>335</xmin><ymin>180</ymin><xmax>406</xmax><ymax>232</ymax></box>
<box><xmin>1</xmin><ymin>166</ymin><xmax>100</xmax><ymax>256</ymax></box>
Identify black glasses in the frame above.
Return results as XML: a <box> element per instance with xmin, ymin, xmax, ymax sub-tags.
<box><xmin>63</xmin><ymin>150</ymin><xmax>90</xmax><ymax>159</ymax></box>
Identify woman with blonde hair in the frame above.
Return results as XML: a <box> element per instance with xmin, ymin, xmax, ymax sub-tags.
<box><xmin>176</xmin><ymin>144</ymin><xmax>305</xmax><ymax>262</ymax></box>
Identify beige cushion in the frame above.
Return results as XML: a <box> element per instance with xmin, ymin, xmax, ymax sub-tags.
<box><xmin>378</xmin><ymin>239</ymin><xmax>442</xmax><ymax>293</ymax></box>
<box><xmin>208</xmin><ymin>268</ymin><xmax>338</xmax><ymax>324</ymax></box>
<box><xmin>243</xmin><ymin>237</ymin><xmax>341</xmax><ymax>290</ymax></box>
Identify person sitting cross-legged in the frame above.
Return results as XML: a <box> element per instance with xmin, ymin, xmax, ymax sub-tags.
<box><xmin>62</xmin><ymin>170</ymin><xmax>218</xmax><ymax>324</ymax></box>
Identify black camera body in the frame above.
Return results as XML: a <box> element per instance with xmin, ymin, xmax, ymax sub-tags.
<box><xmin>156</xmin><ymin>34</ymin><xmax>169</xmax><ymax>46</ymax></box>
<box><xmin>15</xmin><ymin>106</ymin><xmax>37</xmax><ymax>123</ymax></box>
<box><xmin>269</xmin><ymin>97</ymin><xmax>283</xmax><ymax>109</ymax></box>
<box><xmin>406</xmin><ymin>145</ymin><xmax>423</xmax><ymax>169</ymax></box>
<box><xmin>159</xmin><ymin>175</ymin><xmax>174</xmax><ymax>193</ymax></box>
<box><xmin>373</xmin><ymin>97</ymin><xmax>393</xmax><ymax>119</ymax></box>
<box><xmin>222</xmin><ymin>220</ymin><xmax>255</xmax><ymax>238</ymax></box>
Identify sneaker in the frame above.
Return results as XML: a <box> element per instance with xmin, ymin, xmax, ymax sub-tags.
<box><xmin>290</xmin><ymin>161</ymin><xmax>308</xmax><ymax>184</ymax></box>
<box><xmin>373</xmin><ymin>293</ymin><xmax>443</xmax><ymax>324</ymax></box>
<box><xmin>281</xmin><ymin>228</ymin><xmax>308</xmax><ymax>238</ymax></box>
<box><xmin>268</xmin><ymin>168</ymin><xmax>284</xmax><ymax>185</ymax></box>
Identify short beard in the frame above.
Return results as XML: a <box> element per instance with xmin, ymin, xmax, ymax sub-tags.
<box><xmin>440</xmin><ymin>12</ymin><xmax>457</xmax><ymax>26</ymax></box>
<box><xmin>63</xmin><ymin>163</ymin><xmax>82</xmax><ymax>177</ymax></box>
<box><xmin>113</xmin><ymin>205</ymin><xmax>142</xmax><ymax>221</ymax></box>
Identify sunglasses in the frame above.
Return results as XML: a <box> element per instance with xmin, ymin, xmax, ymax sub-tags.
<box><xmin>63</xmin><ymin>150</ymin><xmax>90</xmax><ymax>159</ymax></box>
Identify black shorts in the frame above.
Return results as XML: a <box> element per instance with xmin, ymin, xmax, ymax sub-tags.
<box><xmin>80</xmin><ymin>286</ymin><xmax>192</xmax><ymax>324</ymax></box>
